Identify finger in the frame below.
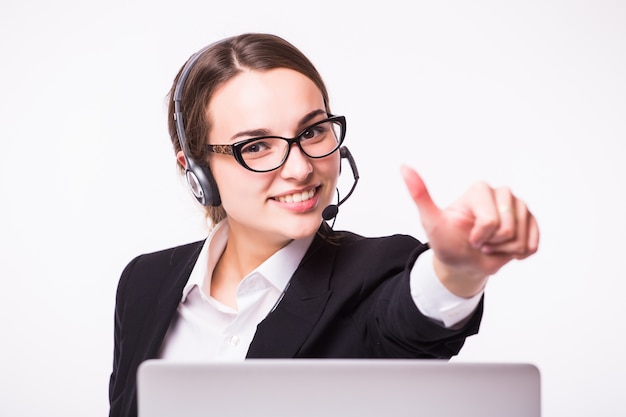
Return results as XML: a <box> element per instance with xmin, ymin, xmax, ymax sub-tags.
<box><xmin>486</xmin><ymin>187</ymin><xmax>517</xmax><ymax>244</ymax></box>
<box><xmin>512</xmin><ymin>198</ymin><xmax>529</xmax><ymax>253</ymax></box>
<box><xmin>526</xmin><ymin>214</ymin><xmax>540</xmax><ymax>255</ymax></box>
<box><xmin>464</xmin><ymin>181</ymin><xmax>500</xmax><ymax>248</ymax></box>
<box><xmin>482</xmin><ymin>204</ymin><xmax>539</xmax><ymax>259</ymax></box>
<box><xmin>400</xmin><ymin>165</ymin><xmax>440</xmax><ymax>223</ymax></box>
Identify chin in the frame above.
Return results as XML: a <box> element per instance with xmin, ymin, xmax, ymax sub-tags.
<box><xmin>282</xmin><ymin>216</ymin><xmax>323</xmax><ymax>240</ymax></box>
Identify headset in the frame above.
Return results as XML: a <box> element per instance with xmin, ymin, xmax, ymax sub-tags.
<box><xmin>172</xmin><ymin>44</ymin><xmax>222</xmax><ymax>207</ymax></box>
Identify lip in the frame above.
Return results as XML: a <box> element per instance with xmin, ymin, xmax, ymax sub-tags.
<box><xmin>270</xmin><ymin>185</ymin><xmax>320</xmax><ymax>212</ymax></box>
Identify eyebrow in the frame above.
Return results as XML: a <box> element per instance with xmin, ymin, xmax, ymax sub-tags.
<box><xmin>229</xmin><ymin>109</ymin><xmax>327</xmax><ymax>141</ymax></box>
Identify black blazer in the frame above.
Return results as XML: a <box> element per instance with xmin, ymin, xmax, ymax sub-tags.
<box><xmin>109</xmin><ymin>226</ymin><xmax>483</xmax><ymax>417</ymax></box>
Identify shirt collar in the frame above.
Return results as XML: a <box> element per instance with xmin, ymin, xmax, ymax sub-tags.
<box><xmin>180</xmin><ymin>220</ymin><xmax>315</xmax><ymax>302</ymax></box>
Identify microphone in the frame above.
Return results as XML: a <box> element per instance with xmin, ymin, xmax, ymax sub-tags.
<box><xmin>322</xmin><ymin>146</ymin><xmax>360</xmax><ymax>221</ymax></box>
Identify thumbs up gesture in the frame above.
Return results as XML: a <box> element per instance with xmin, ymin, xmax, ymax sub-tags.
<box><xmin>401</xmin><ymin>165</ymin><xmax>540</xmax><ymax>297</ymax></box>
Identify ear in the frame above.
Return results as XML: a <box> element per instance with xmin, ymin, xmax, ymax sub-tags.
<box><xmin>176</xmin><ymin>150</ymin><xmax>187</xmax><ymax>170</ymax></box>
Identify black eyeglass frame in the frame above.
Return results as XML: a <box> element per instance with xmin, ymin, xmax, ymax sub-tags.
<box><xmin>205</xmin><ymin>115</ymin><xmax>346</xmax><ymax>173</ymax></box>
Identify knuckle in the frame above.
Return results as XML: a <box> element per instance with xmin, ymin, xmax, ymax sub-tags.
<box><xmin>478</xmin><ymin>216</ymin><xmax>499</xmax><ymax>231</ymax></box>
<box><xmin>498</xmin><ymin>226</ymin><xmax>516</xmax><ymax>241</ymax></box>
<box><xmin>496</xmin><ymin>186</ymin><xmax>513</xmax><ymax>198</ymax></box>
<box><xmin>473</xmin><ymin>180</ymin><xmax>492</xmax><ymax>192</ymax></box>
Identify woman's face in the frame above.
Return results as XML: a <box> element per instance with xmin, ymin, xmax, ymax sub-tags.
<box><xmin>205</xmin><ymin>68</ymin><xmax>340</xmax><ymax>247</ymax></box>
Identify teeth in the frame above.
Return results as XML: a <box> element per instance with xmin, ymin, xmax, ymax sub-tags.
<box><xmin>277</xmin><ymin>188</ymin><xmax>315</xmax><ymax>203</ymax></box>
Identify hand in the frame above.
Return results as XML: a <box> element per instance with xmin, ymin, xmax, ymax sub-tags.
<box><xmin>401</xmin><ymin>165</ymin><xmax>540</xmax><ymax>297</ymax></box>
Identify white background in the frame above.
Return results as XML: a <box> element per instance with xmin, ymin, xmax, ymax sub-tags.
<box><xmin>1</xmin><ymin>1</ymin><xmax>624</xmax><ymax>416</ymax></box>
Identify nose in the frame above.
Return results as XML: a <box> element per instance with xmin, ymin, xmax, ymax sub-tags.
<box><xmin>280</xmin><ymin>143</ymin><xmax>313</xmax><ymax>181</ymax></box>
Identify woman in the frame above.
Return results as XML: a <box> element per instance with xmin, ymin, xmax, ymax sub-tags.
<box><xmin>109</xmin><ymin>33</ymin><xmax>539</xmax><ymax>417</ymax></box>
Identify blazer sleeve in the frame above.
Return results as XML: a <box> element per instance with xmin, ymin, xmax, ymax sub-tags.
<box><xmin>367</xmin><ymin>245</ymin><xmax>483</xmax><ymax>358</ymax></box>
<box><xmin>336</xmin><ymin>233</ymin><xmax>483</xmax><ymax>359</ymax></box>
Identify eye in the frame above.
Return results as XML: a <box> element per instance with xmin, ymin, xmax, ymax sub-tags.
<box><xmin>300</xmin><ymin>123</ymin><xmax>328</xmax><ymax>142</ymax></box>
<box><xmin>241</xmin><ymin>140</ymin><xmax>271</xmax><ymax>155</ymax></box>
<box><xmin>301</xmin><ymin>129</ymin><xmax>317</xmax><ymax>140</ymax></box>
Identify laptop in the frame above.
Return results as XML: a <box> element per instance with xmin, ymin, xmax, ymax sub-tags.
<box><xmin>137</xmin><ymin>359</ymin><xmax>541</xmax><ymax>417</ymax></box>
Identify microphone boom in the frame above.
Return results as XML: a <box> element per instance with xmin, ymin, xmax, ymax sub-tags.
<box><xmin>322</xmin><ymin>146</ymin><xmax>359</xmax><ymax>221</ymax></box>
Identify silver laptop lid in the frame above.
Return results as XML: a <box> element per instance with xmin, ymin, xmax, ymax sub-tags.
<box><xmin>137</xmin><ymin>359</ymin><xmax>540</xmax><ymax>417</ymax></box>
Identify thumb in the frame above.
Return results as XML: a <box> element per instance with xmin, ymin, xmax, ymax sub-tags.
<box><xmin>400</xmin><ymin>165</ymin><xmax>440</xmax><ymax>224</ymax></box>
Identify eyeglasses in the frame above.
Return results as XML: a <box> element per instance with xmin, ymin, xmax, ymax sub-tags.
<box><xmin>205</xmin><ymin>115</ymin><xmax>346</xmax><ymax>173</ymax></box>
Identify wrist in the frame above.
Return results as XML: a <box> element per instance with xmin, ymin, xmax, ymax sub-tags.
<box><xmin>432</xmin><ymin>255</ymin><xmax>489</xmax><ymax>298</ymax></box>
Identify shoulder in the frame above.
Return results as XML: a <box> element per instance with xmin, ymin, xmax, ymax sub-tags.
<box><xmin>314</xmin><ymin>225</ymin><xmax>428</xmax><ymax>276</ymax></box>
<box><xmin>320</xmin><ymin>225</ymin><xmax>425</xmax><ymax>255</ymax></box>
<box><xmin>123</xmin><ymin>240</ymin><xmax>205</xmax><ymax>273</ymax></box>
<box><xmin>115</xmin><ymin>240</ymin><xmax>204</xmax><ymax>303</ymax></box>
<box><xmin>304</xmin><ymin>227</ymin><xmax>429</xmax><ymax>311</ymax></box>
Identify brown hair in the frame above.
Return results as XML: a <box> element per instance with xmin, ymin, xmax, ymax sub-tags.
<box><xmin>167</xmin><ymin>33</ymin><xmax>331</xmax><ymax>225</ymax></box>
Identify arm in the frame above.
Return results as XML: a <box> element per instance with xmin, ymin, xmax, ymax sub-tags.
<box><xmin>410</xmin><ymin>249</ymin><xmax>483</xmax><ymax>328</ymax></box>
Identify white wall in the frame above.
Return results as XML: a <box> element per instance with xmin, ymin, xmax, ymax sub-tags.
<box><xmin>1</xmin><ymin>1</ymin><xmax>624</xmax><ymax>416</ymax></box>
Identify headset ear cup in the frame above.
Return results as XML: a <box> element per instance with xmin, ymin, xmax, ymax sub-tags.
<box><xmin>204</xmin><ymin>165</ymin><xmax>221</xmax><ymax>207</ymax></box>
<box><xmin>184</xmin><ymin>157</ymin><xmax>221</xmax><ymax>207</ymax></box>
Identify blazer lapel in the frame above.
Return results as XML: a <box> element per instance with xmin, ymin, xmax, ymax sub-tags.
<box><xmin>247</xmin><ymin>232</ymin><xmax>337</xmax><ymax>358</ymax></box>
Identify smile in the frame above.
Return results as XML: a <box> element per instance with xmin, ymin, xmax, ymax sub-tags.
<box><xmin>275</xmin><ymin>188</ymin><xmax>316</xmax><ymax>203</ymax></box>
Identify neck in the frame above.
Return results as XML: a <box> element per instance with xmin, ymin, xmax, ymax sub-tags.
<box><xmin>209</xmin><ymin>222</ymin><xmax>292</xmax><ymax>308</ymax></box>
